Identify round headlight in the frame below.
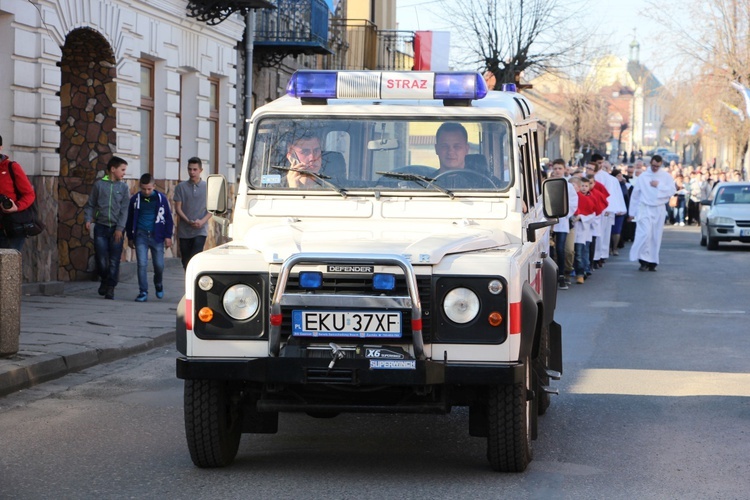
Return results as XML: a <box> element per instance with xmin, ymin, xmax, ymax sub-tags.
<box><xmin>443</xmin><ymin>287</ymin><xmax>480</xmax><ymax>324</ymax></box>
<box><xmin>488</xmin><ymin>279</ymin><xmax>503</xmax><ymax>295</ymax></box>
<box><xmin>222</xmin><ymin>284</ymin><xmax>260</xmax><ymax>320</ymax></box>
<box><xmin>198</xmin><ymin>275</ymin><xmax>214</xmax><ymax>291</ymax></box>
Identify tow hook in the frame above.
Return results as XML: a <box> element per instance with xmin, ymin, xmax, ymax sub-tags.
<box><xmin>328</xmin><ymin>342</ymin><xmax>345</xmax><ymax>369</ymax></box>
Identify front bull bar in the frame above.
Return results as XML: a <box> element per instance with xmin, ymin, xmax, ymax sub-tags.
<box><xmin>269</xmin><ymin>253</ymin><xmax>425</xmax><ymax>360</ymax></box>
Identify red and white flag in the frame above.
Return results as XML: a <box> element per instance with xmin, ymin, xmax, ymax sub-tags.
<box><xmin>413</xmin><ymin>31</ymin><xmax>450</xmax><ymax>71</ymax></box>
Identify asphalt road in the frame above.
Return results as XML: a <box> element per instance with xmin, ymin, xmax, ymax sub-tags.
<box><xmin>1</xmin><ymin>226</ymin><xmax>748</xmax><ymax>499</ymax></box>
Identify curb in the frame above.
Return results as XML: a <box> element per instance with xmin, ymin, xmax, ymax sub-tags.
<box><xmin>0</xmin><ymin>330</ymin><xmax>176</xmax><ymax>397</ymax></box>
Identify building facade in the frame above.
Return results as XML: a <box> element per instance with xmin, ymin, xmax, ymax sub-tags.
<box><xmin>1</xmin><ymin>0</ymin><xmax>243</xmax><ymax>282</ymax></box>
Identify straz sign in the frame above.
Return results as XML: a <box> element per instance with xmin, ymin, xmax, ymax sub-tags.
<box><xmin>291</xmin><ymin>310</ymin><xmax>402</xmax><ymax>338</ymax></box>
<box><xmin>381</xmin><ymin>72</ymin><xmax>435</xmax><ymax>99</ymax></box>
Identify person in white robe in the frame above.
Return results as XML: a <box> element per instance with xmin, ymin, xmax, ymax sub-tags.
<box><xmin>628</xmin><ymin>155</ymin><xmax>676</xmax><ymax>271</ymax></box>
<box><xmin>594</xmin><ymin>160</ymin><xmax>627</xmax><ymax>261</ymax></box>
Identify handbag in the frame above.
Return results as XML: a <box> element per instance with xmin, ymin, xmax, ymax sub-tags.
<box><xmin>668</xmin><ymin>195</ymin><xmax>678</xmax><ymax>208</ymax></box>
<box><xmin>2</xmin><ymin>161</ymin><xmax>45</xmax><ymax>237</ymax></box>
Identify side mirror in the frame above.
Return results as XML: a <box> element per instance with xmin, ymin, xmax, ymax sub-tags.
<box><xmin>206</xmin><ymin>174</ymin><xmax>228</xmax><ymax>214</ymax></box>
<box><xmin>542</xmin><ymin>177</ymin><xmax>569</xmax><ymax>218</ymax></box>
<box><xmin>700</xmin><ymin>199</ymin><xmax>711</xmax><ymax>206</ymax></box>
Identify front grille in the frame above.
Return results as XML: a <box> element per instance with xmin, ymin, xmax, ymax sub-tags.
<box><xmin>735</xmin><ymin>220</ymin><xmax>750</xmax><ymax>228</ymax></box>
<box><xmin>270</xmin><ymin>274</ymin><xmax>432</xmax><ymax>344</ymax></box>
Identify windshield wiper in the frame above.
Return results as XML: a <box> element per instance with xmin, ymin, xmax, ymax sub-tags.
<box><xmin>376</xmin><ymin>171</ymin><xmax>455</xmax><ymax>199</ymax></box>
<box><xmin>272</xmin><ymin>166</ymin><xmax>348</xmax><ymax>198</ymax></box>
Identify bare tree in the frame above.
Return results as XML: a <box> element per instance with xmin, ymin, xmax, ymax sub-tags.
<box><xmin>653</xmin><ymin>0</ymin><xmax>750</xmax><ymax>170</ymax></box>
<box><xmin>442</xmin><ymin>0</ymin><xmax>592</xmax><ymax>88</ymax></box>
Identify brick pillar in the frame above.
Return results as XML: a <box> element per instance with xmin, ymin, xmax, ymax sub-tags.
<box><xmin>0</xmin><ymin>249</ymin><xmax>22</xmax><ymax>357</ymax></box>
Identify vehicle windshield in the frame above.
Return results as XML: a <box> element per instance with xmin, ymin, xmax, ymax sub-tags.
<box><xmin>248</xmin><ymin>117</ymin><xmax>513</xmax><ymax>193</ymax></box>
<box><xmin>715</xmin><ymin>185</ymin><xmax>750</xmax><ymax>204</ymax></box>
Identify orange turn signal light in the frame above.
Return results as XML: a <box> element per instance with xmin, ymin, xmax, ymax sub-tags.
<box><xmin>198</xmin><ymin>307</ymin><xmax>214</xmax><ymax>323</ymax></box>
<box><xmin>488</xmin><ymin>311</ymin><xmax>503</xmax><ymax>327</ymax></box>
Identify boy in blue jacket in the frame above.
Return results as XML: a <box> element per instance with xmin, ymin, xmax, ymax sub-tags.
<box><xmin>126</xmin><ymin>174</ymin><xmax>174</xmax><ymax>302</ymax></box>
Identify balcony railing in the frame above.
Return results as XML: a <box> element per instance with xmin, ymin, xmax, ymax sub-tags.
<box><xmin>254</xmin><ymin>0</ymin><xmax>330</xmax><ymax>56</ymax></box>
<box><xmin>321</xmin><ymin>20</ymin><xmax>414</xmax><ymax>71</ymax></box>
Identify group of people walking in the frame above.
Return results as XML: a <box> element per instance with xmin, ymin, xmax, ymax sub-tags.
<box><xmin>550</xmin><ymin>153</ymin><xmax>679</xmax><ymax>287</ymax></box>
<box><xmin>83</xmin><ymin>157</ymin><xmax>211</xmax><ymax>301</ymax></box>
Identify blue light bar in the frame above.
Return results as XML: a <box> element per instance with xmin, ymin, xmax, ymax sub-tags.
<box><xmin>434</xmin><ymin>73</ymin><xmax>488</xmax><ymax>100</ymax></box>
<box><xmin>373</xmin><ymin>273</ymin><xmax>396</xmax><ymax>291</ymax></box>
<box><xmin>286</xmin><ymin>72</ymin><xmax>337</xmax><ymax>99</ymax></box>
<box><xmin>299</xmin><ymin>271</ymin><xmax>323</xmax><ymax>289</ymax></box>
<box><xmin>501</xmin><ymin>83</ymin><xmax>517</xmax><ymax>92</ymax></box>
<box><xmin>285</xmin><ymin>71</ymin><xmax>488</xmax><ymax>101</ymax></box>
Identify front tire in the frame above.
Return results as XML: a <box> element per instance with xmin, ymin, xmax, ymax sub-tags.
<box><xmin>184</xmin><ymin>379</ymin><xmax>243</xmax><ymax>468</ymax></box>
<box><xmin>487</xmin><ymin>358</ymin><xmax>533</xmax><ymax>472</ymax></box>
<box><xmin>706</xmin><ymin>230</ymin><xmax>718</xmax><ymax>250</ymax></box>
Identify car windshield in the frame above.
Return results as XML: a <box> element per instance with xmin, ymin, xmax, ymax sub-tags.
<box><xmin>715</xmin><ymin>185</ymin><xmax>750</xmax><ymax>204</ymax></box>
<box><xmin>248</xmin><ymin>117</ymin><xmax>513</xmax><ymax>194</ymax></box>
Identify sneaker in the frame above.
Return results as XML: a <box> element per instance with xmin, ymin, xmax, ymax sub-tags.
<box><xmin>576</xmin><ymin>276</ymin><xmax>585</xmax><ymax>284</ymax></box>
<box><xmin>104</xmin><ymin>286</ymin><xmax>115</xmax><ymax>300</ymax></box>
<box><xmin>558</xmin><ymin>278</ymin><xmax>569</xmax><ymax>290</ymax></box>
<box><xmin>639</xmin><ymin>263</ymin><xmax>648</xmax><ymax>271</ymax></box>
<box><xmin>679</xmin><ymin>222</ymin><xmax>685</xmax><ymax>226</ymax></box>
<box><xmin>155</xmin><ymin>284</ymin><xmax>164</xmax><ymax>299</ymax></box>
<box><xmin>98</xmin><ymin>282</ymin><xmax>107</xmax><ymax>296</ymax></box>
<box><xmin>135</xmin><ymin>292</ymin><xmax>148</xmax><ymax>302</ymax></box>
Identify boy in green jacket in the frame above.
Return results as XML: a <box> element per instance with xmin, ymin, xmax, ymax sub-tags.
<box><xmin>84</xmin><ymin>156</ymin><xmax>129</xmax><ymax>299</ymax></box>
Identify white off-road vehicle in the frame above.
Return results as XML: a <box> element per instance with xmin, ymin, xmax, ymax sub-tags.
<box><xmin>176</xmin><ymin>70</ymin><xmax>568</xmax><ymax>472</ymax></box>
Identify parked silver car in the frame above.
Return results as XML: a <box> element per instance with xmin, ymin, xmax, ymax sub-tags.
<box><xmin>700</xmin><ymin>182</ymin><xmax>750</xmax><ymax>250</ymax></box>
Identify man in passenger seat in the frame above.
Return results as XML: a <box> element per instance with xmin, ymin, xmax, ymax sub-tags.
<box><xmin>434</xmin><ymin>122</ymin><xmax>470</xmax><ymax>174</ymax></box>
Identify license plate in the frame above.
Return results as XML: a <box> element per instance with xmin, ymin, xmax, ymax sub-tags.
<box><xmin>292</xmin><ymin>310</ymin><xmax>402</xmax><ymax>338</ymax></box>
<box><xmin>741</xmin><ymin>229</ymin><xmax>750</xmax><ymax>237</ymax></box>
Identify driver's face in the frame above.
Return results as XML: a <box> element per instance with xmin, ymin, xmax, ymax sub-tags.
<box><xmin>435</xmin><ymin>131</ymin><xmax>469</xmax><ymax>170</ymax></box>
<box><xmin>288</xmin><ymin>138</ymin><xmax>322</xmax><ymax>173</ymax></box>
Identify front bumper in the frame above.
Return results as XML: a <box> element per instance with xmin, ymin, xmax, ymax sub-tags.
<box><xmin>176</xmin><ymin>356</ymin><xmax>525</xmax><ymax>386</ymax></box>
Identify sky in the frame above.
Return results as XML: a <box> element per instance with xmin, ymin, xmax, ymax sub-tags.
<box><xmin>396</xmin><ymin>0</ymin><xmax>678</xmax><ymax>83</ymax></box>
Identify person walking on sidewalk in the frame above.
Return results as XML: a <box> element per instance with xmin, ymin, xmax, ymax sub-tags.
<box><xmin>628</xmin><ymin>155</ymin><xmax>676</xmax><ymax>271</ymax></box>
<box><xmin>173</xmin><ymin>157</ymin><xmax>211</xmax><ymax>270</ymax></box>
<box><xmin>84</xmin><ymin>157</ymin><xmax>129</xmax><ymax>299</ymax></box>
<box><xmin>0</xmin><ymin>135</ymin><xmax>36</xmax><ymax>252</ymax></box>
<box><xmin>125</xmin><ymin>174</ymin><xmax>174</xmax><ymax>302</ymax></box>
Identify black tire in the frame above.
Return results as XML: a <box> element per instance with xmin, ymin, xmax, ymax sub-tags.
<box><xmin>536</xmin><ymin>326</ymin><xmax>551</xmax><ymax>416</ymax></box>
<box><xmin>707</xmin><ymin>231</ymin><xmax>718</xmax><ymax>250</ymax></box>
<box><xmin>184</xmin><ymin>379</ymin><xmax>243</xmax><ymax>468</ymax></box>
<box><xmin>487</xmin><ymin>358</ymin><xmax>533</xmax><ymax>472</ymax></box>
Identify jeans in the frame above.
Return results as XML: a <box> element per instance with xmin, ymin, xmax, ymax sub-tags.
<box><xmin>553</xmin><ymin>231</ymin><xmax>567</xmax><ymax>277</ymax></box>
<box><xmin>574</xmin><ymin>242</ymin><xmax>590</xmax><ymax>277</ymax></box>
<box><xmin>135</xmin><ymin>229</ymin><xmax>164</xmax><ymax>294</ymax></box>
<box><xmin>0</xmin><ymin>232</ymin><xmax>25</xmax><ymax>252</ymax></box>
<box><xmin>94</xmin><ymin>224</ymin><xmax>124</xmax><ymax>287</ymax></box>
<box><xmin>179</xmin><ymin>236</ymin><xmax>206</xmax><ymax>270</ymax></box>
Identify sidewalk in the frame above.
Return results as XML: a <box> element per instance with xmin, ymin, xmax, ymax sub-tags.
<box><xmin>0</xmin><ymin>258</ymin><xmax>184</xmax><ymax>397</ymax></box>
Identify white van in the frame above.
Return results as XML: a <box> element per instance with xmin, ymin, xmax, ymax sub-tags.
<box><xmin>176</xmin><ymin>70</ymin><xmax>568</xmax><ymax>472</ymax></box>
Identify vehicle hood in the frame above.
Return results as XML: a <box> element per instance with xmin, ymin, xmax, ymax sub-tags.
<box><xmin>240</xmin><ymin>219</ymin><xmax>511</xmax><ymax>264</ymax></box>
<box><xmin>709</xmin><ymin>204</ymin><xmax>750</xmax><ymax>220</ymax></box>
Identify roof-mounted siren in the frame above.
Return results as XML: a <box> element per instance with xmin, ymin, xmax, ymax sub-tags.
<box><xmin>286</xmin><ymin>71</ymin><xmax>488</xmax><ymax>105</ymax></box>
<box><xmin>501</xmin><ymin>83</ymin><xmax>517</xmax><ymax>92</ymax></box>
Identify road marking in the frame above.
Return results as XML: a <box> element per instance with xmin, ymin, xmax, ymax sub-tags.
<box><xmin>568</xmin><ymin>369</ymin><xmax>750</xmax><ymax>397</ymax></box>
<box><xmin>682</xmin><ymin>309</ymin><xmax>745</xmax><ymax>314</ymax></box>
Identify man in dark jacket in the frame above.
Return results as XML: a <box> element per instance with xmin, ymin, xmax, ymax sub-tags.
<box><xmin>126</xmin><ymin>173</ymin><xmax>174</xmax><ymax>302</ymax></box>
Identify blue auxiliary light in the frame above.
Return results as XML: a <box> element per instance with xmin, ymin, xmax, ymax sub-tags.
<box><xmin>501</xmin><ymin>83</ymin><xmax>517</xmax><ymax>92</ymax></box>
<box><xmin>373</xmin><ymin>273</ymin><xmax>396</xmax><ymax>291</ymax></box>
<box><xmin>286</xmin><ymin>70</ymin><xmax>488</xmax><ymax>101</ymax></box>
<box><xmin>299</xmin><ymin>271</ymin><xmax>323</xmax><ymax>289</ymax></box>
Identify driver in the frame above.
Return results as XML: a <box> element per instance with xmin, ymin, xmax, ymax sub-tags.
<box><xmin>434</xmin><ymin>122</ymin><xmax>469</xmax><ymax>173</ymax></box>
<box><xmin>285</xmin><ymin>133</ymin><xmax>323</xmax><ymax>188</ymax></box>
